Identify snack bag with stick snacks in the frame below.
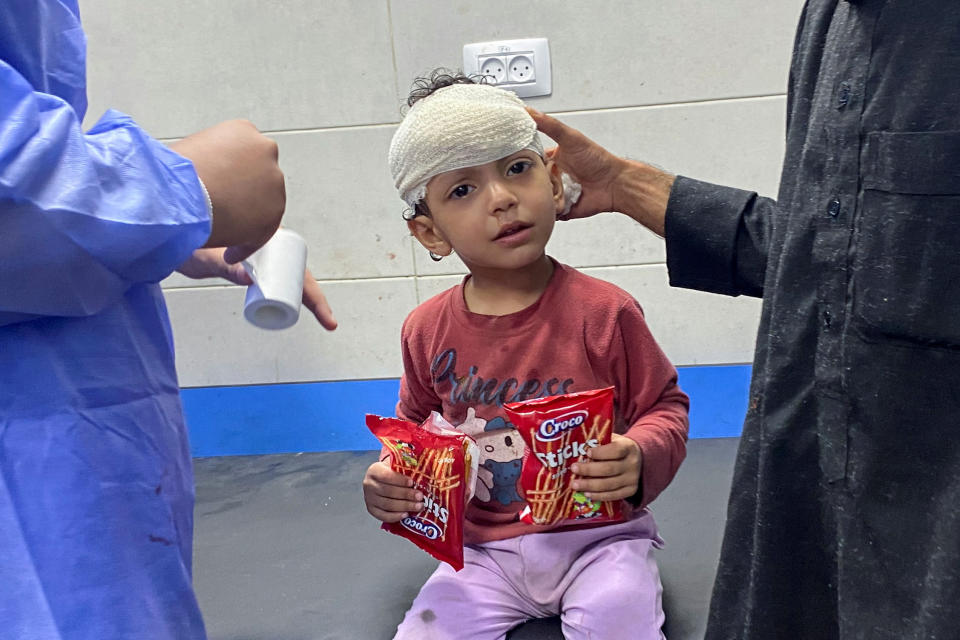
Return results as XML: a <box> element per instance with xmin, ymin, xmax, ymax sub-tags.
<box><xmin>365</xmin><ymin>412</ymin><xmax>478</xmax><ymax>570</ymax></box>
<box><xmin>505</xmin><ymin>387</ymin><xmax>625</xmax><ymax>527</ymax></box>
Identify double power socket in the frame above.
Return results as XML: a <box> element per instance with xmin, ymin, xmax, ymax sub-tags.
<box><xmin>462</xmin><ymin>38</ymin><xmax>551</xmax><ymax>98</ymax></box>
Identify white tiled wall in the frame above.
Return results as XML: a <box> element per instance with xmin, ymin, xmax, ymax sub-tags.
<box><xmin>165</xmin><ymin>278</ymin><xmax>416</xmax><ymax>387</ymax></box>
<box><xmin>82</xmin><ymin>1</ymin><xmax>804</xmax><ymax>388</ymax></box>
<box><xmin>82</xmin><ymin>1</ymin><xmax>400</xmax><ymax>137</ymax></box>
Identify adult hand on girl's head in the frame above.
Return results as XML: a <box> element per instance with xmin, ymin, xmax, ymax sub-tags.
<box><xmin>569</xmin><ymin>434</ymin><xmax>643</xmax><ymax>502</ymax></box>
<box><xmin>528</xmin><ymin>108</ymin><xmax>674</xmax><ymax>235</ymax></box>
<box><xmin>363</xmin><ymin>460</ymin><xmax>424</xmax><ymax>523</ymax></box>
<box><xmin>527</xmin><ymin>108</ymin><xmax>623</xmax><ymax>221</ymax></box>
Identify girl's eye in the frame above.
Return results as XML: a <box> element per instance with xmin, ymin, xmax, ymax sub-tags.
<box><xmin>507</xmin><ymin>160</ymin><xmax>532</xmax><ymax>176</ymax></box>
<box><xmin>450</xmin><ymin>184</ymin><xmax>473</xmax><ymax>199</ymax></box>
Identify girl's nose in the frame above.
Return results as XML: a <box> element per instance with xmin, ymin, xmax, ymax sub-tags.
<box><xmin>487</xmin><ymin>179</ymin><xmax>519</xmax><ymax>215</ymax></box>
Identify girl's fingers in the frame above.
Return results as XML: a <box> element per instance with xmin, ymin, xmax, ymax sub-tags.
<box><xmin>579</xmin><ymin>485</ymin><xmax>636</xmax><ymax>502</ymax></box>
<box><xmin>371</xmin><ymin>481</ymin><xmax>423</xmax><ymax>502</ymax></box>
<box><xmin>571</xmin><ymin>459</ymin><xmax>621</xmax><ymax>478</ymax></box>
<box><xmin>586</xmin><ymin>440</ymin><xmax>633</xmax><ymax>461</ymax></box>
<box><xmin>367</xmin><ymin>505</ymin><xmax>411</xmax><ymax>523</ymax></box>
<box><xmin>368</xmin><ymin>463</ymin><xmax>416</xmax><ymax>487</ymax></box>
<box><xmin>368</xmin><ymin>492</ymin><xmax>422</xmax><ymax>514</ymax></box>
<box><xmin>571</xmin><ymin>475</ymin><xmax>634</xmax><ymax>495</ymax></box>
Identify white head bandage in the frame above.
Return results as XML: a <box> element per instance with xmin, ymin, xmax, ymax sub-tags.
<box><xmin>389</xmin><ymin>83</ymin><xmax>544</xmax><ymax>208</ymax></box>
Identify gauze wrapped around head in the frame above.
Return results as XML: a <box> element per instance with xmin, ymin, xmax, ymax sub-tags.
<box><xmin>389</xmin><ymin>83</ymin><xmax>544</xmax><ymax>208</ymax></box>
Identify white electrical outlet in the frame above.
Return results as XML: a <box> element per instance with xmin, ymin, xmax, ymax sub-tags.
<box><xmin>478</xmin><ymin>55</ymin><xmax>507</xmax><ymax>84</ymax></box>
<box><xmin>462</xmin><ymin>37</ymin><xmax>551</xmax><ymax>98</ymax></box>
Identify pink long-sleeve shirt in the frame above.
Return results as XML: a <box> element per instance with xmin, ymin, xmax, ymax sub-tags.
<box><xmin>397</xmin><ymin>260</ymin><xmax>689</xmax><ymax>544</ymax></box>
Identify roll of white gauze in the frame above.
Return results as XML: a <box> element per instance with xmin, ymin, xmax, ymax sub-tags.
<box><xmin>241</xmin><ymin>229</ymin><xmax>307</xmax><ymax>330</ymax></box>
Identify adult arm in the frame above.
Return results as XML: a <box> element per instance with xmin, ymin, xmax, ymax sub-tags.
<box><xmin>530</xmin><ymin>109</ymin><xmax>775</xmax><ymax>298</ymax></box>
<box><xmin>0</xmin><ymin>60</ymin><xmax>210</xmax><ymax>325</ymax></box>
<box><xmin>1</xmin><ymin>0</ymin><xmax>289</xmax><ymax>326</ymax></box>
<box><xmin>665</xmin><ymin>177</ymin><xmax>774</xmax><ymax>298</ymax></box>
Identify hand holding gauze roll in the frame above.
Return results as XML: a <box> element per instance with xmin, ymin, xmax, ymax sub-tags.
<box><xmin>241</xmin><ymin>229</ymin><xmax>307</xmax><ymax>330</ymax></box>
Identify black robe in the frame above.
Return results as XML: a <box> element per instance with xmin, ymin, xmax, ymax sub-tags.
<box><xmin>664</xmin><ymin>1</ymin><xmax>960</xmax><ymax>638</ymax></box>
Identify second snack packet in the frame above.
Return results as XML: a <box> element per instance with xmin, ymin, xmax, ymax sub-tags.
<box><xmin>366</xmin><ymin>412</ymin><xmax>478</xmax><ymax>570</ymax></box>
<box><xmin>505</xmin><ymin>387</ymin><xmax>625</xmax><ymax>527</ymax></box>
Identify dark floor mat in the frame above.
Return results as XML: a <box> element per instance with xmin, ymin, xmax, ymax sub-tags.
<box><xmin>193</xmin><ymin>437</ymin><xmax>738</xmax><ymax>639</ymax></box>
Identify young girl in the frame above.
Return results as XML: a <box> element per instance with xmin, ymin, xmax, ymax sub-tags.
<box><xmin>362</xmin><ymin>72</ymin><xmax>689</xmax><ymax>640</ymax></box>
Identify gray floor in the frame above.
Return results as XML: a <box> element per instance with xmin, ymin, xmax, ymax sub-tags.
<box><xmin>193</xmin><ymin>438</ymin><xmax>739</xmax><ymax>640</ymax></box>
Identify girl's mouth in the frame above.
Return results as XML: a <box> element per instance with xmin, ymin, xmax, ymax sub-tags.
<box><xmin>494</xmin><ymin>222</ymin><xmax>532</xmax><ymax>240</ymax></box>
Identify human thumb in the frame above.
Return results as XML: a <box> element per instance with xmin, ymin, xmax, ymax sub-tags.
<box><xmin>223</xmin><ymin>243</ymin><xmax>258</xmax><ymax>264</ymax></box>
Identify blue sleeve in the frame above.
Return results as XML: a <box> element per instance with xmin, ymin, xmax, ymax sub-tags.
<box><xmin>0</xmin><ymin>60</ymin><xmax>211</xmax><ymax>325</ymax></box>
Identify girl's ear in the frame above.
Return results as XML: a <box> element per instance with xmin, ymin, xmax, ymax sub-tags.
<box><xmin>406</xmin><ymin>216</ymin><xmax>453</xmax><ymax>257</ymax></box>
<box><xmin>545</xmin><ymin>159</ymin><xmax>566</xmax><ymax>216</ymax></box>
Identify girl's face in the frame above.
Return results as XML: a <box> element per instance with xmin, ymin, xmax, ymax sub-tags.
<box><xmin>411</xmin><ymin>151</ymin><xmax>565</xmax><ymax>274</ymax></box>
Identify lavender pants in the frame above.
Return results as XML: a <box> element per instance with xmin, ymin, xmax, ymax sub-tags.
<box><xmin>393</xmin><ymin>510</ymin><xmax>666</xmax><ymax>640</ymax></box>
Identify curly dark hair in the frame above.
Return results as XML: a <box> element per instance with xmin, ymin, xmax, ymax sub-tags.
<box><xmin>405</xmin><ymin>68</ymin><xmax>488</xmax><ymax>108</ymax></box>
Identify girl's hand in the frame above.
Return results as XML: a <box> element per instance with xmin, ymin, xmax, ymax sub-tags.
<box><xmin>362</xmin><ymin>460</ymin><xmax>423</xmax><ymax>523</ymax></box>
<box><xmin>569</xmin><ymin>434</ymin><xmax>643</xmax><ymax>502</ymax></box>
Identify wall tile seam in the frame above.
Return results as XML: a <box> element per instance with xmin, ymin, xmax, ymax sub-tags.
<box><xmin>162</xmin><ymin>276</ymin><xmax>418</xmax><ymax>293</ymax></box>
<box><xmin>162</xmin><ymin>263</ymin><xmax>675</xmax><ymax>292</ymax></box>
<box><xmin>179</xmin><ymin>376</ymin><xmax>403</xmax><ymax>390</ymax></box>
<box><xmin>178</xmin><ymin>360</ymin><xmax>756</xmax><ymax>390</ymax></box>
<box><xmin>153</xmin><ymin>93</ymin><xmax>787</xmax><ymax>143</ymax></box>
<box><xmin>552</xmin><ymin>93</ymin><xmax>786</xmax><ymax>119</ymax></box>
<box><xmin>155</xmin><ymin>121</ymin><xmax>400</xmax><ymax>144</ymax></box>
<box><xmin>385</xmin><ymin>0</ymin><xmax>402</xmax><ymax>113</ymax></box>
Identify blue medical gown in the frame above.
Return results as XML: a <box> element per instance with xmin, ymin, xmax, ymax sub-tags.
<box><xmin>0</xmin><ymin>2</ymin><xmax>211</xmax><ymax>638</ymax></box>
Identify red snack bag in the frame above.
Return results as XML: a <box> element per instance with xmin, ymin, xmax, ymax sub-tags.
<box><xmin>505</xmin><ymin>387</ymin><xmax>624</xmax><ymax>527</ymax></box>
<box><xmin>365</xmin><ymin>412</ymin><xmax>478</xmax><ymax>571</ymax></box>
